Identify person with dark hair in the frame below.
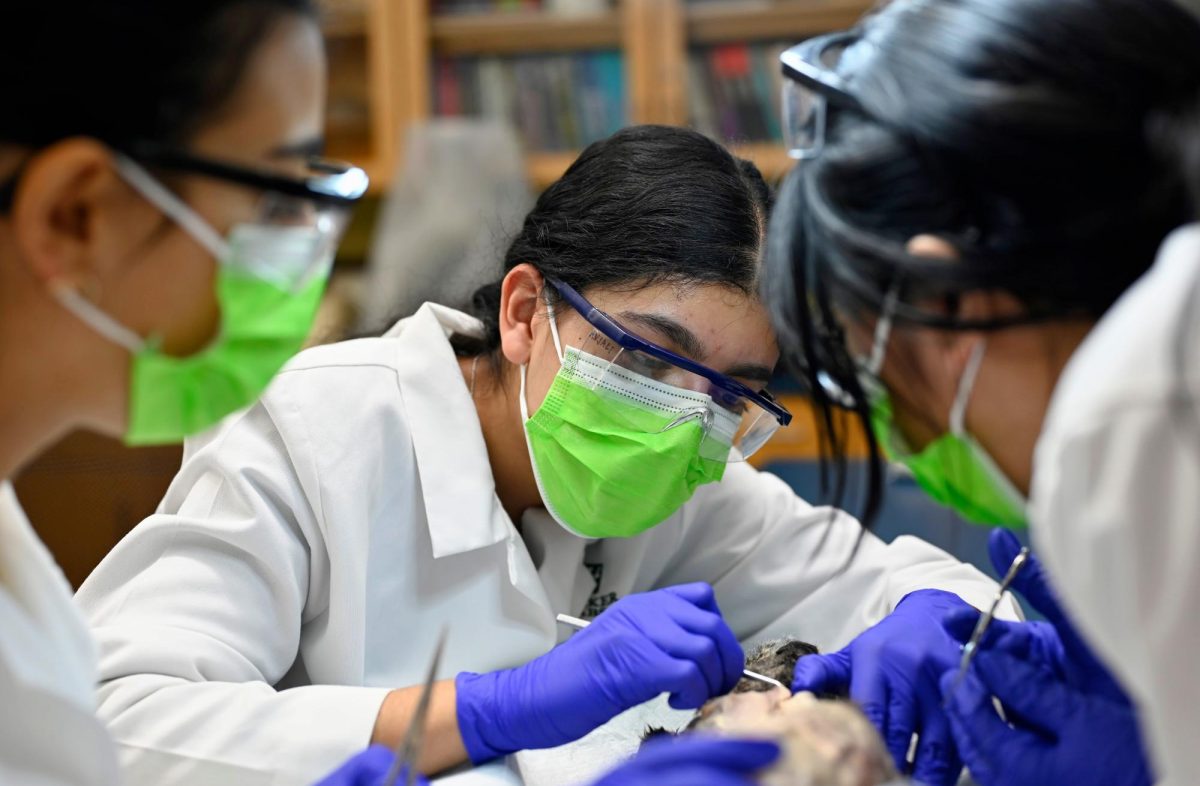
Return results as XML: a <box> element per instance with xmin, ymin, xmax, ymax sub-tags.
<box><xmin>0</xmin><ymin>1</ymin><xmax>397</xmax><ymax>784</ymax></box>
<box><xmin>755</xmin><ymin>0</ymin><xmax>1200</xmax><ymax>784</ymax></box>
<box><xmin>77</xmin><ymin>124</ymin><xmax>1011</xmax><ymax>785</ymax></box>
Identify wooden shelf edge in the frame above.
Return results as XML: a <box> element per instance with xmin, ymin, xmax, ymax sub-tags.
<box><xmin>528</xmin><ymin>143</ymin><xmax>792</xmax><ymax>193</ymax></box>
<box><xmin>361</xmin><ymin>143</ymin><xmax>791</xmax><ymax>196</ymax></box>
<box><xmin>687</xmin><ymin>0</ymin><xmax>872</xmax><ymax>44</ymax></box>
<box><xmin>526</xmin><ymin>150</ymin><xmax>580</xmax><ymax>190</ymax></box>
<box><xmin>322</xmin><ymin>18</ymin><xmax>367</xmax><ymax>39</ymax></box>
<box><xmin>731</xmin><ymin>142</ymin><xmax>795</xmax><ymax>180</ymax></box>
<box><xmin>431</xmin><ymin>11</ymin><xmax>621</xmax><ymax>56</ymax></box>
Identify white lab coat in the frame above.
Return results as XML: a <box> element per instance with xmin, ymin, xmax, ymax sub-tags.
<box><xmin>1032</xmin><ymin>224</ymin><xmax>1200</xmax><ymax>786</ymax></box>
<box><xmin>78</xmin><ymin>303</ymin><xmax>1013</xmax><ymax>786</ymax></box>
<box><xmin>0</xmin><ymin>483</ymin><xmax>122</xmax><ymax>786</ymax></box>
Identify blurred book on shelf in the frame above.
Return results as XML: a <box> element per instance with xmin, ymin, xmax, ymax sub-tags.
<box><xmin>689</xmin><ymin>42</ymin><xmax>789</xmax><ymax>145</ymax></box>
<box><xmin>435</xmin><ymin>0</ymin><xmax>542</xmax><ymax>12</ymax></box>
<box><xmin>432</xmin><ymin>52</ymin><xmax>627</xmax><ymax>151</ymax></box>
<box><xmin>434</xmin><ymin>0</ymin><xmax>612</xmax><ymax>13</ymax></box>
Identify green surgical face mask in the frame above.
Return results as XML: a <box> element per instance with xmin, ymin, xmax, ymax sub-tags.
<box><xmin>519</xmin><ymin>307</ymin><xmax>728</xmax><ymax>538</ymax></box>
<box><xmin>867</xmin><ymin>338</ymin><xmax>1027</xmax><ymax>528</ymax></box>
<box><xmin>52</xmin><ymin>157</ymin><xmax>336</xmax><ymax>446</ymax></box>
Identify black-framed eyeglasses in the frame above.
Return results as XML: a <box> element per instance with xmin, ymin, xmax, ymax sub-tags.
<box><xmin>0</xmin><ymin>140</ymin><xmax>369</xmax><ymax>212</ymax></box>
<box><xmin>127</xmin><ymin>141</ymin><xmax>369</xmax><ymax>207</ymax></box>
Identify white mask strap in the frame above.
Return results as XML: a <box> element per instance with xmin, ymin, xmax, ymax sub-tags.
<box><xmin>865</xmin><ymin>285</ymin><xmax>899</xmax><ymax>377</ymax></box>
<box><xmin>520</xmin><ymin>295</ymin><xmax>566</xmax><ymax>423</ymax></box>
<box><xmin>519</xmin><ymin>363</ymin><xmax>532</xmax><ymax>422</ymax></box>
<box><xmin>115</xmin><ymin>155</ymin><xmax>230</xmax><ymax>260</ymax></box>
<box><xmin>949</xmin><ymin>338</ymin><xmax>988</xmax><ymax>437</ymax></box>
<box><xmin>545</xmin><ymin>299</ymin><xmax>564</xmax><ymax>362</ymax></box>
<box><xmin>51</xmin><ymin>283</ymin><xmax>145</xmax><ymax>352</ymax></box>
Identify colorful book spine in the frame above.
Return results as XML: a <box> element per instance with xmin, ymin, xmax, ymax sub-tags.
<box><xmin>432</xmin><ymin>51</ymin><xmax>628</xmax><ymax>152</ymax></box>
<box><xmin>688</xmin><ymin>42</ymin><xmax>794</xmax><ymax>145</ymax></box>
<box><xmin>434</xmin><ymin>0</ymin><xmax>546</xmax><ymax>13</ymax></box>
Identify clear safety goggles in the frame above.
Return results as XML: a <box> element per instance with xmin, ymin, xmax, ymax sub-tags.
<box><xmin>780</xmin><ymin>32</ymin><xmax>866</xmax><ymax>160</ymax></box>
<box><xmin>549</xmin><ymin>278</ymin><xmax>793</xmax><ymax>462</ymax></box>
<box><xmin>118</xmin><ymin>142</ymin><xmax>368</xmax><ymax>292</ymax></box>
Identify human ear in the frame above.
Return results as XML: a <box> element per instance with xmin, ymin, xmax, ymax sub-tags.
<box><xmin>9</xmin><ymin>139</ymin><xmax>152</xmax><ymax>294</ymax></box>
<box><xmin>905</xmin><ymin>233</ymin><xmax>958</xmax><ymax>262</ymax></box>
<box><xmin>498</xmin><ymin>263</ymin><xmax>545</xmax><ymax>366</ymax></box>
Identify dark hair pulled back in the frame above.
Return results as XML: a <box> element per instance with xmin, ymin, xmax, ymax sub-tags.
<box><xmin>763</xmin><ymin>0</ymin><xmax>1200</xmax><ymax>523</ymax></box>
<box><xmin>2</xmin><ymin>0</ymin><xmax>318</xmax><ymax>153</ymax></box>
<box><xmin>452</xmin><ymin>125</ymin><xmax>771</xmax><ymax>357</ymax></box>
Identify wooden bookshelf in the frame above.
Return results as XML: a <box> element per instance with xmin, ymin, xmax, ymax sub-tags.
<box><xmin>526</xmin><ymin>150</ymin><xmax>583</xmax><ymax>189</ymax></box>
<box><xmin>320</xmin><ymin>0</ymin><xmax>870</xmax><ymax>193</ymax></box>
<box><xmin>732</xmin><ymin>142</ymin><xmax>796</xmax><ymax>181</ymax></box>
<box><xmin>431</xmin><ymin>11</ymin><xmax>622</xmax><ymax>55</ymax></box>
<box><xmin>687</xmin><ymin>0</ymin><xmax>871</xmax><ymax>43</ymax></box>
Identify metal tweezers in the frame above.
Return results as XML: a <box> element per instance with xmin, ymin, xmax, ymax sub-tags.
<box><xmin>946</xmin><ymin>547</ymin><xmax>1031</xmax><ymax>703</ymax></box>
<box><xmin>555</xmin><ymin>613</ymin><xmax>788</xmax><ymax>692</ymax></box>
<box><xmin>383</xmin><ymin>627</ymin><xmax>449</xmax><ymax>786</ymax></box>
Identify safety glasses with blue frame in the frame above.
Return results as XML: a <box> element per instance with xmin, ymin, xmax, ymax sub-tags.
<box><xmin>547</xmin><ymin>277</ymin><xmax>793</xmax><ymax>462</ymax></box>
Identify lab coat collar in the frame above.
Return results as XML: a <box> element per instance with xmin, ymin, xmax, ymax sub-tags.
<box><xmin>387</xmin><ymin>304</ymin><xmax>512</xmax><ymax>559</ymax></box>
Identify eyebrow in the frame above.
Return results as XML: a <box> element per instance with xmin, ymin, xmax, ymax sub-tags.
<box><xmin>723</xmin><ymin>363</ymin><xmax>775</xmax><ymax>384</ymax></box>
<box><xmin>267</xmin><ymin>136</ymin><xmax>326</xmax><ymax>159</ymax></box>
<box><xmin>619</xmin><ymin>311</ymin><xmax>705</xmax><ymax>360</ymax></box>
<box><xmin>618</xmin><ymin>311</ymin><xmax>776</xmax><ymax>385</ymax></box>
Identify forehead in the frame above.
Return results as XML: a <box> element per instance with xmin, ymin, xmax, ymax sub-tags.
<box><xmin>578</xmin><ymin>281</ymin><xmax>778</xmax><ymax>366</ymax></box>
<box><xmin>189</xmin><ymin>15</ymin><xmax>326</xmax><ymax>164</ymax></box>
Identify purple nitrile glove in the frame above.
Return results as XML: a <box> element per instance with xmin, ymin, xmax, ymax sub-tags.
<box><xmin>456</xmin><ymin>583</ymin><xmax>744</xmax><ymax>763</ymax></box>
<box><xmin>940</xmin><ymin>647</ymin><xmax>1152</xmax><ymax>786</ymax></box>
<box><xmin>311</xmin><ymin>745</ymin><xmax>429</xmax><ymax>786</ymax></box>
<box><xmin>938</xmin><ymin>528</ymin><xmax>1153</xmax><ymax>786</ymax></box>
<box><xmin>791</xmin><ymin>588</ymin><xmax>971</xmax><ymax>786</ymax></box>
<box><xmin>942</xmin><ymin>528</ymin><xmax>1127</xmax><ymax>700</ymax></box>
<box><xmin>590</xmin><ymin>736</ymin><xmax>780</xmax><ymax>786</ymax></box>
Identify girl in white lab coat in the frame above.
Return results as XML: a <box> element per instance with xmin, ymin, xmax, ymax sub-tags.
<box><xmin>0</xmin><ymin>1</ymin><xmax>388</xmax><ymax>784</ymax></box>
<box><xmin>760</xmin><ymin>0</ymin><xmax>1200</xmax><ymax>784</ymax></box>
<box><xmin>79</xmin><ymin>124</ymin><xmax>1013</xmax><ymax>786</ymax></box>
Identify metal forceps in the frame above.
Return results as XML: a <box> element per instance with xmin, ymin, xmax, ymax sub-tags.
<box><xmin>946</xmin><ymin>547</ymin><xmax>1031</xmax><ymax>703</ymax></box>
<box><xmin>383</xmin><ymin>627</ymin><xmax>449</xmax><ymax>786</ymax></box>
<box><xmin>555</xmin><ymin>613</ymin><xmax>789</xmax><ymax>692</ymax></box>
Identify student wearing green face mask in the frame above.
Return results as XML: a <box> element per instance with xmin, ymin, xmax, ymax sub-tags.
<box><xmin>77</xmin><ymin>125</ymin><xmax>1015</xmax><ymax>785</ymax></box>
<box><xmin>0</xmin><ymin>1</ymin><xmax>394</xmax><ymax>784</ymax></box>
<box><xmin>764</xmin><ymin>0</ymin><xmax>1200</xmax><ymax>784</ymax></box>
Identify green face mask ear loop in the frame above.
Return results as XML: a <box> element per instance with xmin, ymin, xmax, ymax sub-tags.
<box><xmin>519</xmin><ymin>295</ymin><xmax>565</xmax><ymax>423</ymax></box>
<box><xmin>949</xmin><ymin>338</ymin><xmax>987</xmax><ymax>439</ymax></box>
<box><xmin>50</xmin><ymin>155</ymin><xmax>232</xmax><ymax>356</ymax></box>
<box><xmin>864</xmin><ymin>284</ymin><xmax>899</xmax><ymax>379</ymax></box>
<box><xmin>948</xmin><ymin>338</ymin><xmax>1029</xmax><ymax>523</ymax></box>
<box><xmin>50</xmin><ymin>283</ymin><xmax>146</xmax><ymax>352</ymax></box>
<box><xmin>115</xmin><ymin>155</ymin><xmax>231</xmax><ymax>259</ymax></box>
<box><xmin>52</xmin><ymin>155</ymin><xmax>332</xmax><ymax>446</ymax></box>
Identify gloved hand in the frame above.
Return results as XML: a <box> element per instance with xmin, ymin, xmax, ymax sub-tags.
<box><xmin>939</xmin><ymin>647</ymin><xmax>1152</xmax><ymax>786</ymax></box>
<box><xmin>456</xmin><ymin>583</ymin><xmax>744</xmax><ymax>763</ymax></box>
<box><xmin>311</xmin><ymin>745</ymin><xmax>429</xmax><ymax>786</ymax></box>
<box><xmin>590</xmin><ymin>737</ymin><xmax>779</xmax><ymax>786</ymax></box>
<box><xmin>790</xmin><ymin>588</ymin><xmax>970</xmax><ymax>786</ymax></box>
<box><xmin>942</xmin><ymin>529</ymin><xmax>1126</xmax><ymax>703</ymax></box>
<box><xmin>938</xmin><ymin>529</ymin><xmax>1154</xmax><ymax>786</ymax></box>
